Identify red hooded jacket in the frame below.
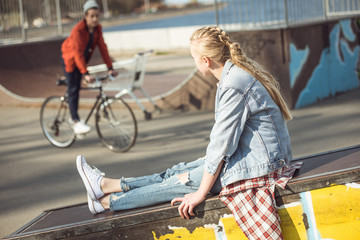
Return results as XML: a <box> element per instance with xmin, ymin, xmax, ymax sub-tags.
<box><xmin>61</xmin><ymin>19</ymin><xmax>112</xmax><ymax>74</ymax></box>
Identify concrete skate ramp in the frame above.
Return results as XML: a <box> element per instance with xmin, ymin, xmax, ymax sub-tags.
<box><xmin>0</xmin><ymin>39</ymin><xmax>60</xmax><ymax>102</ymax></box>
<box><xmin>0</xmin><ymin>39</ymin><xmax>217</xmax><ymax>111</ymax></box>
<box><xmin>0</xmin><ymin>38</ymin><xmax>93</xmax><ymax>107</ymax></box>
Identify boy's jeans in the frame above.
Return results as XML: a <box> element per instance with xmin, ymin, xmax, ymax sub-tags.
<box><xmin>61</xmin><ymin>57</ymin><xmax>82</xmax><ymax>121</ymax></box>
<box><xmin>109</xmin><ymin>157</ymin><xmax>222</xmax><ymax>211</ymax></box>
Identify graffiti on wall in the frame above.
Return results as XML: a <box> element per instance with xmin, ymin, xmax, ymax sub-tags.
<box><xmin>152</xmin><ymin>183</ymin><xmax>360</xmax><ymax>240</ymax></box>
<box><xmin>290</xmin><ymin>19</ymin><xmax>360</xmax><ymax>109</ymax></box>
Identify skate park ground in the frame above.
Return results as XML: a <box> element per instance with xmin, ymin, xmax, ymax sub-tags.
<box><xmin>0</xmin><ymin>52</ymin><xmax>359</xmax><ymax>238</ymax></box>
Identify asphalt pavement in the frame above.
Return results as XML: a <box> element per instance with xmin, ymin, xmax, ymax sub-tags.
<box><xmin>0</xmin><ymin>67</ymin><xmax>359</xmax><ymax>237</ymax></box>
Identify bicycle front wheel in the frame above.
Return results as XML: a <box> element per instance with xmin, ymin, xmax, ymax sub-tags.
<box><xmin>96</xmin><ymin>98</ymin><xmax>137</xmax><ymax>152</ymax></box>
<box><xmin>40</xmin><ymin>96</ymin><xmax>75</xmax><ymax>148</ymax></box>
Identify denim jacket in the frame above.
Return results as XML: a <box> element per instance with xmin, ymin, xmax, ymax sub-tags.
<box><xmin>204</xmin><ymin>60</ymin><xmax>292</xmax><ymax>187</ymax></box>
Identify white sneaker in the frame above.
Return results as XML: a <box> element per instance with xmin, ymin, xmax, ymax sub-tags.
<box><xmin>87</xmin><ymin>194</ymin><xmax>105</xmax><ymax>214</ymax></box>
<box><xmin>73</xmin><ymin>121</ymin><xmax>91</xmax><ymax>134</ymax></box>
<box><xmin>76</xmin><ymin>155</ymin><xmax>105</xmax><ymax>200</ymax></box>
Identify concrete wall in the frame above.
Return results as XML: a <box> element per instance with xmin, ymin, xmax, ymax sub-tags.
<box><xmin>229</xmin><ymin>29</ymin><xmax>293</xmax><ymax>106</ymax></box>
<box><xmin>102</xmin><ymin>18</ymin><xmax>360</xmax><ymax>109</ymax></box>
<box><xmin>103</xmin><ymin>26</ymin><xmax>200</xmax><ymax>54</ymax></box>
<box><xmin>220</xmin><ymin>19</ymin><xmax>360</xmax><ymax>109</ymax></box>
<box><xmin>289</xmin><ymin>19</ymin><xmax>360</xmax><ymax>108</ymax></box>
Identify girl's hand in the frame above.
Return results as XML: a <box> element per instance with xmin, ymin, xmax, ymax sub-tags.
<box><xmin>171</xmin><ymin>191</ymin><xmax>206</xmax><ymax>219</ymax></box>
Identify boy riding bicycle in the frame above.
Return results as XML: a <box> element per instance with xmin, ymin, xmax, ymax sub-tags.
<box><xmin>61</xmin><ymin>0</ymin><xmax>116</xmax><ymax>134</ymax></box>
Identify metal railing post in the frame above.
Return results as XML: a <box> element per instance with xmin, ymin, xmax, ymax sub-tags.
<box><xmin>144</xmin><ymin>0</ymin><xmax>150</xmax><ymax>13</ymax></box>
<box><xmin>44</xmin><ymin>0</ymin><xmax>51</xmax><ymax>25</ymax></box>
<box><xmin>214</xmin><ymin>0</ymin><xmax>219</xmax><ymax>26</ymax></box>
<box><xmin>283</xmin><ymin>0</ymin><xmax>289</xmax><ymax>28</ymax></box>
<box><xmin>55</xmin><ymin>0</ymin><xmax>63</xmax><ymax>36</ymax></box>
<box><xmin>102</xmin><ymin>0</ymin><xmax>110</xmax><ymax>18</ymax></box>
<box><xmin>324</xmin><ymin>0</ymin><xmax>329</xmax><ymax>20</ymax></box>
<box><xmin>18</xmin><ymin>0</ymin><xmax>26</xmax><ymax>42</ymax></box>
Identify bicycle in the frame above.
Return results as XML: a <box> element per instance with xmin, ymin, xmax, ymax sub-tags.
<box><xmin>40</xmin><ymin>75</ymin><xmax>138</xmax><ymax>152</ymax></box>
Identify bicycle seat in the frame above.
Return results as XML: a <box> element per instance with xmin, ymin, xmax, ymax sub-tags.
<box><xmin>56</xmin><ymin>79</ymin><xmax>67</xmax><ymax>86</ymax></box>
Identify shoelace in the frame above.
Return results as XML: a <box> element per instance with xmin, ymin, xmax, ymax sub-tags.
<box><xmin>92</xmin><ymin>166</ymin><xmax>105</xmax><ymax>177</ymax></box>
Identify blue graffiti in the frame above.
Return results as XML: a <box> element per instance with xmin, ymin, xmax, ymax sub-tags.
<box><xmin>293</xmin><ymin>20</ymin><xmax>359</xmax><ymax>109</ymax></box>
<box><xmin>340</xmin><ymin>19</ymin><xmax>356</xmax><ymax>42</ymax></box>
<box><xmin>289</xmin><ymin>44</ymin><xmax>309</xmax><ymax>88</ymax></box>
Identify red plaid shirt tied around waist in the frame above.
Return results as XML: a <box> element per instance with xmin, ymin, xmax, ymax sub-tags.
<box><xmin>219</xmin><ymin>161</ymin><xmax>303</xmax><ymax>240</ymax></box>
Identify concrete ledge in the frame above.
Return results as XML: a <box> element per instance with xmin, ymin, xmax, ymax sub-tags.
<box><xmin>5</xmin><ymin>145</ymin><xmax>360</xmax><ymax>240</ymax></box>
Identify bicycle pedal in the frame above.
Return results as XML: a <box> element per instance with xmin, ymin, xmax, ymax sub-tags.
<box><xmin>76</xmin><ymin>133</ymin><xmax>86</xmax><ymax>140</ymax></box>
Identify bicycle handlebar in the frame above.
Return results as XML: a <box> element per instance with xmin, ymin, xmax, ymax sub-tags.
<box><xmin>56</xmin><ymin>74</ymin><xmax>115</xmax><ymax>87</ymax></box>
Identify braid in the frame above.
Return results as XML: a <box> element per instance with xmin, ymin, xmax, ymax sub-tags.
<box><xmin>218</xmin><ymin>30</ymin><xmax>230</xmax><ymax>46</ymax></box>
<box><xmin>190</xmin><ymin>26</ymin><xmax>292</xmax><ymax>121</ymax></box>
<box><xmin>190</xmin><ymin>26</ymin><xmax>231</xmax><ymax>64</ymax></box>
<box><xmin>231</xmin><ymin>45</ymin><xmax>292</xmax><ymax>121</ymax></box>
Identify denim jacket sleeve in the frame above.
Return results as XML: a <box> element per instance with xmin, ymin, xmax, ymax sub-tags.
<box><xmin>204</xmin><ymin>86</ymin><xmax>249</xmax><ymax>175</ymax></box>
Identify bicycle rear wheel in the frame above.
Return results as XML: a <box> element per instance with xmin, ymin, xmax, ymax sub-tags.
<box><xmin>40</xmin><ymin>96</ymin><xmax>75</xmax><ymax>148</ymax></box>
<box><xmin>96</xmin><ymin>98</ymin><xmax>137</xmax><ymax>152</ymax></box>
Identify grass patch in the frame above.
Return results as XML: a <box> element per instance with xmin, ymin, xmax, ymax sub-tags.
<box><xmin>154</xmin><ymin>51</ymin><xmax>174</xmax><ymax>56</ymax></box>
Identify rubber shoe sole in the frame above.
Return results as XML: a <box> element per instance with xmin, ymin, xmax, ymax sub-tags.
<box><xmin>76</xmin><ymin>155</ymin><xmax>103</xmax><ymax>201</ymax></box>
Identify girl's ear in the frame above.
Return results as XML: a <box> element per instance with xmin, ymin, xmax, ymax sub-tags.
<box><xmin>202</xmin><ymin>56</ymin><xmax>211</xmax><ymax>67</ymax></box>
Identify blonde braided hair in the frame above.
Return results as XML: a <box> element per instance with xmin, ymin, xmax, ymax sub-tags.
<box><xmin>190</xmin><ymin>26</ymin><xmax>292</xmax><ymax>121</ymax></box>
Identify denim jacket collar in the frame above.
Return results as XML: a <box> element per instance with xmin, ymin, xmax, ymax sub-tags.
<box><xmin>220</xmin><ymin>60</ymin><xmax>235</xmax><ymax>84</ymax></box>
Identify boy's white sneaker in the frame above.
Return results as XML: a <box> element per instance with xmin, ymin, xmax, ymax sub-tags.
<box><xmin>73</xmin><ymin>121</ymin><xmax>91</xmax><ymax>134</ymax></box>
<box><xmin>76</xmin><ymin>155</ymin><xmax>105</xmax><ymax>200</ymax></box>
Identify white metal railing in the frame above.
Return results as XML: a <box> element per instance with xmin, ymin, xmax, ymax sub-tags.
<box><xmin>0</xmin><ymin>0</ymin><xmax>86</xmax><ymax>44</ymax></box>
<box><xmin>327</xmin><ymin>0</ymin><xmax>360</xmax><ymax>17</ymax></box>
<box><xmin>1</xmin><ymin>0</ymin><xmax>359</xmax><ymax>45</ymax></box>
<box><xmin>215</xmin><ymin>0</ymin><xmax>360</xmax><ymax>31</ymax></box>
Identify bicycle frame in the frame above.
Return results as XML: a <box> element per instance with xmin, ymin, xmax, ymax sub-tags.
<box><xmin>79</xmin><ymin>85</ymin><xmax>108</xmax><ymax>125</ymax></box>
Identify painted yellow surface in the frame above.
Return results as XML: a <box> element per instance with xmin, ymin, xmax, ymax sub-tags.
<box><xmin>278</xmin><ymin>204</ymin><xmax>308</xmax><ymax>240</ymax></box>
<box><xmin>152</xmin><ymin>227</ymin><xmax>216</xmax><ymax>240</ymax></box>
<box><xmin>311</xmin><ymin>184</ymin><xmax>360</xmax><ymax>239</ymax></box>
<box><xmin>152</xmin><ymin>184</ymin><xmax>360</xmax><ymax>240</ymax></box>
<box><xmin>220</xmin><ymin>216</ymin><xmax>247</xmax><ymax>240</ymax></box>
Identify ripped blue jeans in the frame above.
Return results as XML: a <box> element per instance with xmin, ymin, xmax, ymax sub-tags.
<box><xmin>109</xmin><ymin>157</ymin><xmax>222</xmax><ymax>211</ymax></box>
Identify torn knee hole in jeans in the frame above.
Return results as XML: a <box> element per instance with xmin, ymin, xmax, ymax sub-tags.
<box><xmin>177</xmin><ymin>172</ymin><xmax>191</xmax><ymax>185</ymax></box>
<box><xmin>111</xmin><ymin>193</ymin><xmax>126</xmax><ymax>201</ymax></box>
